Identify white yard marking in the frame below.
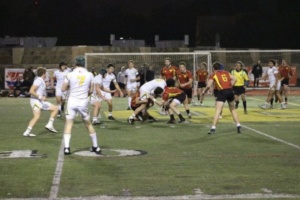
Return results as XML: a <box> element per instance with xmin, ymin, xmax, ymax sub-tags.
<box><xmin>49</xmin><ymin>138</ymin><xmax>65</xmax><ymax>199</ymax></box>
<box><xmin>242</xmin><ymin>124</ymin><xmax>300</xmax><ymax>150</ymax></box>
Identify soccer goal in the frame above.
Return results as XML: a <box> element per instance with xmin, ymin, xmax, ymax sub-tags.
<box><xmin>194</xmin><ymin>49</ymin><xmax>299</xmax><ymax>87</ymax></box>
<box><xmin>85</xmin><ymin>52</ymin><xmax>211</xmax><ymax>78</ymax></box>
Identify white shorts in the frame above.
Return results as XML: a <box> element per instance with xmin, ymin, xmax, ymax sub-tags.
<box><xmin>100</xmin><ymin>90</ymin><xmax>112</xmax><ymax>100</ymax></box>
<box><xmin>126</xmin><ymin>82</ymin><xmax>138</xmax><ymax>92</ymax></box>
<box><xmin>276</xmin><ymin>81</ymin><xmax>281</xmax><ymax>90</ymax></box>
<box><xmin>55</xmin><ymin>87</ymin><xmax>67</xmax><ymax>99</ymax></box>
<box><xmin>90</xmin><ymin>94</ymin><xmax>102</xmax><ymax>105</ymax></box>
<box><xmin>66</xmin><ymin>97</ymin><xmax>90</xmax><ymax>120</ymax></box>
<box><xmin>30</xmin><ymin>99</ymin><xmax>52</xmax><ymax>111</ymax></box>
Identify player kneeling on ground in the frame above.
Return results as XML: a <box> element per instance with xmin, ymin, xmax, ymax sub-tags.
<box><xmin>152</xmin><ymin>78</ymin><xmax>187</xmax><ymax>124</ymax></box>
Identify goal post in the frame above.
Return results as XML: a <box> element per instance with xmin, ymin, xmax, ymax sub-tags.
<box><xmin>85</xmin><ymin>52</ymin><xmax>211</xmax><ymax>80</ymax></box>
<box><xmin>194</xmin><ymin>49</ymin><xmax>299</xmax><ymax>87</ymax></box>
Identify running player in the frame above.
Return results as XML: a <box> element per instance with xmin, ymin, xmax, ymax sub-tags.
<box><xmin>127</xmin><ymin>79</ymin><xmax>166</xmax><ymax>124</ymax></box>
<box><xmin>22</xmin><ymin>67</ymin><xmax>59</xmax><ymax>137</ymax></box>
<box><xmin>195</xmin><ymin>62</ymin><xmax>209</xmax><ymax>106</ymax></box>
<box><xmin>202</xmin><ymin>62</ymin><xmax>241</xmax><ymax>134</ymax></box>
<box><xmin>51</xmin><ymin>62</ymin><xmax>69</xmax><ymax>117</ymax></box>
<box><xmin>176</xmin><ymin>61</ymin><xmax>192</xmax><ymax>118</ymax></box>
<box><xmin>124</xmin><ymin>60</ymin><xmax>140</xmax><ymax>110</ymax></box>
<box><xmin>61</xmin><ymin>56</ymin><xmax>101</xmax><ymax>155</ymax></box>
<box><xmin>101</xmin><ymin>64</ymin><xmax>124</xmax><ymax>120</ymax></box>
<box><xmin>231</xmin><ymin>61</ymin><xmax>249</xmax><ymax>114</ymax></box>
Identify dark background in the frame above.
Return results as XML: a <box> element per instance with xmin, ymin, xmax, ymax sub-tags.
<box><xmin>1</xmin><ymin>0</ymin><xmax>300</xmax><ymax>48</ymax></box>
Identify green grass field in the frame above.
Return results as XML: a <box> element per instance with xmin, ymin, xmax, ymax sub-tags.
<box><xmin>0</xmin><ymin>95</ymin><xmax>300</xmax><ymax>200</ymax></box>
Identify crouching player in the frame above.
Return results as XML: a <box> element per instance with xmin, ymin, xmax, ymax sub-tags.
<box><xmin>127</xmin><ymin>78</ymin><xmax>166</xmax><ymax>124</ymax></box>
<box><xmin>152</xmin><ymin>79</ymin><xmax>188</xmax><ymax>124</ymax></box>
<box><xmin>130</xmin><ymin>91</ymin><xmax>156</xmax><ymax>122</ymax></box>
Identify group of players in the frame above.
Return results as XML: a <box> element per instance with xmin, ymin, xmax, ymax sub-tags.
<box><xmin>21</xmin><ymin>56</ymin><xmax>293</xmax><ymax>155</ymax></box>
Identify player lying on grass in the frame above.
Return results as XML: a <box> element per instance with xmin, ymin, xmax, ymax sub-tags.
<box><xmin>151</xmin><ymin>78</ymin><xmax>188</xmax><ymax>124</ymax></box>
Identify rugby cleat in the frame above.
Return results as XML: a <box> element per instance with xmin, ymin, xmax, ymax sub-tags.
<box><xmin>188</xmin><ymin>113</ymin><xmax>192</xmax><ymax>118</ymax></box>
<box><xmin>92</xmin><ymin>120</ymin><xmax>101</xmax><ymax>125</ymax></box>
<box><xmin>127</xmin><ymin>118</ymin><xmax>134</xmax><ymax>124</ymax></box>
<box><xmin>23</xmin><ymin>132</ymin><xmax>36</xmax><ymax>137</ymax></box>
<box><xmin>258</xmin><ymin>104</ymin><xmax>268</xmax><ymax>109</ymax></box>
<box><xmin>237</xmin><ymin>126</ymin><xmax>241</xmax><ymax>134</ymax></box>
<box><xmin>64</xmin><ymin>147</ymin><xmax>71</xmax><ymax>155</ymax></box>
<box><xmin>166</xmin><ymin>119</ymin><xmax>176</xmax><ymax>124</ymax></box>
<box><xmin>108</xmin><ymin>116</ymin><xmax>115</xmax><ymax>120</ymax></box>
<box><xmin>208</xmin><ymin>129</ymin><xmax>215</xmax><ymax>135</ymax></box>
<box><xmin>45</xmin><ymin>125</ymin><xmax>58</xmax><ymax>133</ymax></box>
<box><xmin>178</xmin><ymin>118</ymin><xmax>186</xmax><ymax>123</ymax></box>
<box><xmin>90</xmin><ymin>146</ymin><xmax>101</xmax><ymax>155</ymax></box>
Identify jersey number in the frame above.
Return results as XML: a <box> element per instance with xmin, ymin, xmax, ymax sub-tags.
<box><xmin>221</xmin><ymin>74</ymin><xmax>228</xmax><ymax>82</ymax></box>
<box><xmin>77</xmin><ymin>75</ymin><xmax>86</xmax><ymax>85</ymax></box>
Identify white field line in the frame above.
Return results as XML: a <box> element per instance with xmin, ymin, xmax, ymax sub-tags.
<box><xmin>247</xmin><ymin>97</ymin><xmax>300</xmax><ymax>107</ymax></box>
<box><xmin>242</xmin><ymin>124</ymin><xmax>300</xmax><ymax>150</ymax></box>
<box><xmin>49</xmin><ymin>137</ymin><xmax>65</xmax><ymax>199</ymax></box>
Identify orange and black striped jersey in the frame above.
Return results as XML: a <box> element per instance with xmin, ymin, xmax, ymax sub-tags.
<box><xmin>162</xmin><ymin>87</ymin><xmax>184</xmax><ymax>101</ymax></box>
<box><xmin>209</xmin><ymin>70</ymin><xmax>232</xmax><ymax>90</ymax></box>
<box><xmin>196</xmin><ymin>69</ymin><xmax>208</xmax><ymax>82</ymax></box>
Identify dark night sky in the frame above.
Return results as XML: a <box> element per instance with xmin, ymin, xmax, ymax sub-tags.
<box><xmin>1</xmin><ymin>0</ymin><xmax>300</xmax><ymax>48</ymax></box>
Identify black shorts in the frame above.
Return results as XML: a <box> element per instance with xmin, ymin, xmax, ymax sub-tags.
<box><xmin>216</xmin><ymin>89</ymin><xmax>234</xmax><ymax>102</ymax></box>
<box><xmin>197</xmin><ymin>82</ymin><xmax>206</xmax><ymax>88</ymax></box>
<box><xmin>213</xmin><ymin>89</ymin><xmax>218</xmax><ymax>97</ymax></box>
<box><xmin>179</xmin><ymin>87</ymin><xmax>192</xmax><ymax>98</ymax></box>
<box><xmin>281</xmin><ymin>78</ymin><xmax>289</xmax><ymax>86</ymax></box>
<box><xmin>118</xmin><ymin>82</ymin><xmax>125</xmax><ymax>89</ymax></box>
<box><xmin>173</xmin><ymin>92</ymin><xmax>187</xmax><ymax>104</ymax></box>
<box><xmin>233</xmin><ymin>86</ymin><xmax>245</xmax><ymax>96</ymax></box>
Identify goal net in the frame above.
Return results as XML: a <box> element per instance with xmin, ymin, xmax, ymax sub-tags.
<box><xmin>85</xmin><ymin>52</ymin><xmax>211</xmax><ymax>79</ymax></box>
<box><xmin>194</xmin><ymin>50</ymin><xmax>299</xmax><ymax>87</ymax></box>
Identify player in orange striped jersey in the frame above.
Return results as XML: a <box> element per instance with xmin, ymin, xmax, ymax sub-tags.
<box><xmin>152</xmin><ymin>79</ymin><xmax>189</xmax><ymax>124</ymax></box>
<box><xmin>278</xmin><ymin>59</ymin><xmax>293</xmax><ymax>104</ymax></box>
<box><xmin>203</xmin><ymin>62</ymin><xmax>241</xmax><ymax>134</ymax></box>
<box><xmin>160</xmin><ymin>57</ymin><xmax>178</xmax><ymax>81</ymax></box>
<box><xmin>195</xmin><ymin>62</ymin><xmax>209</xmax><ymax>106</ymax></box>
<box><xmin>176</xmin><ymin>61</ymin><xmax>193</xmax><ymax>118</ymax></box>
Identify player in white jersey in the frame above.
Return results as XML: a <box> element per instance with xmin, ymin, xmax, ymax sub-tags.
<box><xmin>259</xmin><ymin>60</ymin><xmax>286</xmax><ymax>109</ymax></box>
<box><xmin>22</xmin><ymin>68</ymin><xmax>59</xmax><ymax>137</ymax></box>
<box><xmin>124</xmin><ymin>60</ymin><xmax>140</xmax><ymax>110</ymax></box>
<box><xmin>61</xmin><ymin>56</ymin><xmax>101</xmax><ymax>155</ymax></box>
<box><xmin>89</xmin><ymin>69</ymin><xmax>113</xmax><ymax>125</ymax></box>
<box><xmin>101</xmin><ymin>64</ymin><xmax>124</xmax><ymax>120</ymax></box>
<box><xmin>51</xmin><ymin>62</ymin><xmax>69</xmax><ymax>117</ymax></box>
<box><xmin>127</xmin><ymin>79</ymin><xmax>166</xmax><ymax>124</ymax></box>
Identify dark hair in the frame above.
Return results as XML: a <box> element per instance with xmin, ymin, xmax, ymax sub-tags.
<box><xmin>153</xmin><ymin>87</ymin><xmax>164</xmax><ymax>97</ymax></box>
<box><xmin>179</xmin><ymin>61</ymin><xmax>187</xmax><ymax>67</ymax></box>
<box><xmin>99</xmin><ymin>69</ymin><xmax>107</xmax><ymax>76</ymax></box>
<box><xmin>269</xmin><ymin>60</ymin><xmax>275</xmax><ymax>66</ymax></box>
<box><xmin>212</xmin><ymin>62</ymin><xmax>222</xmax><ymax>70</ymax></box>
<box><xmin>59</xmin><ymin>62</ymin><xmax>67</xmax><ymax>69</ymax></box>
<box><xmin>107</xmin><ymin>63</ymin><xmax>115</xmax><ymax>68</ymax></box>
<box><xmin>166</xmin><ymin>78</ymin><xmax>175</xmax><ymax>87</ymax></box>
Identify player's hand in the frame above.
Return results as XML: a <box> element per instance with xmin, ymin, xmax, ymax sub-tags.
<box><xmin>119</xmin><ymin>92</ymin><xmax>124</xmax><ymax>97</ymax></box>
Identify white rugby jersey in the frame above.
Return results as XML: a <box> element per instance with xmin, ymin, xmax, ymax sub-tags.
<box><xmin>53</xmin><ymin>70</ymin><xmax>69</xmax><ymax>88</ymax></box>
<box><xmin>267</xmin><ymin>66</ymin><xmax>278</xmax><ymax>83</ymax></box>
<box><xmin>64</xmin><ymin>67</ymin><xmax>94</xmax><ymax>99</ymax></box>
<box><xmin>124</xmin><ymin>68</ymin><xmax>139</xmax><ymax>84</ymax></box>
<box><xmin>31</xmin><ymin>77</ymin><xmax>46</xmax><ymax>99</ymax></box>
<box><xmin>140</xmin><ymin>79</ymin><xmax>166</xmax><ymax>93</ymax></box>
<box><xmin>92</xmin><ymin>74</ymin><xmax>103</xmax><ymax>96</ymax></box>
<box><xmin>102</xmin><ymin>73</ymin><xmax>116</xmax><ymax>90</ymax></box>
